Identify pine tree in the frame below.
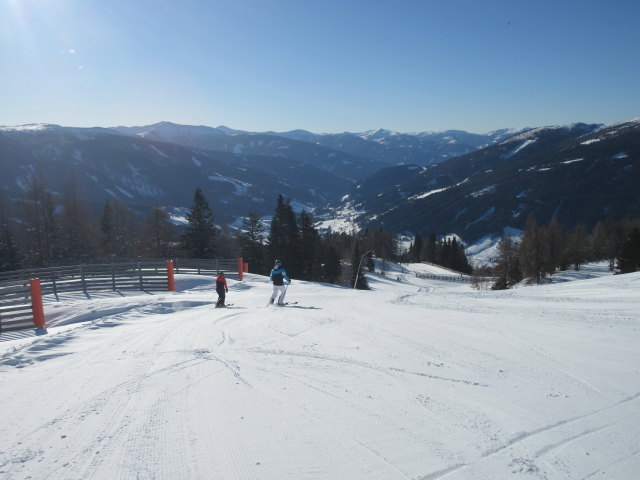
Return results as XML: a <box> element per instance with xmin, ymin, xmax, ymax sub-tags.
<box><xmin>100</xmin><ymin>199</ymin><xmax>115</xmax><ymax>256</ymax></box>
<box><xmin>424</xmin><ymin>233</ymin><xmax>437</xmax><ymax>263</ymax></box>
<box><xmin>267</xmin><ymin>195</ymin><xmax>300</xmax><ymax>275</ymax></box>
<box><xmin>409</xmin><ymin>233</ymin><xmax>423</xmax><ymax>262</ymax></box>
<box><xmin>452</xmin><ymin>238</ymin><xmax>472</xmax><ymax>273</ymax></box>
<box><xmin>543</xmin><ymin>215</ymin><xmax>566</xmax><ymax>274</ymax></box>
<box><xmin>100</xmin><ymin>198</ymin><xmax>139</xmax><ymax>258</ymax></box>
<box><xmin>590</xmin><ymin>219</ymin><xmax>622</xmax><ymax>270</ymax></box>
<box><xmin>115</xmin><ymin>200</ymin><xmax>141</xmax><ymax>257</ymax></box>
<box><xmin>366</xmin><ymin>251</ymin><xmax>375</xmax><ymax>272</ymax></box>
<box><xmin>0</xmin><ymin>224</ymin><xmax>19</xmax><ymax>271</ymax></box>
<box><xmin>141</xmin><ymin>205</ymin><xmax>177</xmax><ymax>258</ymax></box>
<box><xmin>238</xmin><ymin>211</ymin><xmax>266</xmax><ymax>274</ymax></box>
<box><xmin>22</xmin><ymin>169</ymin><xmax>60</xmax><ymax>267</ymax></box>
<box><xmin>60</xmin><ymin>175</ymin><xmax>97</xmax><ymax>261</ymax></box>
<box><xmin>319</xmin><ymin>244</ymin><xmax>341</xmax><ymax>284</ymax></box>
<box><xmin>616</xmin><ymin>226</ymin><xmax>640</xmax><ymax>274</ymax></box>
<box><xmin>0</xmin><ymin>193</ymin><xmax>20</xmax><ymax>271</ymax></box>
<box><xmin>298</xmin><ymin>210</ymin><xmax>321</xmax><ymax>280</ymax></box>
<box><xmin>367</xmin><ymin>227</ymin><xmax>398</xmax><ymax>261</ymax></box>
<box><xmin>183</xmin><ymin>187</ymin><xmax>217</xmax><ymax>259</ymax></box>
<box><xmin>566</xmin><ymin>224</ymin><xmax>589</xmax><ymax>271</ymax></box>
<box><xmin>519</xmin><ymin>215</ymin><xmax>546</xmax><ymax>283</ymax></box>
<box><xmin>492</xmin><ymin>232</ymin><xmax>522</xmax><ymax>289</ymax></box>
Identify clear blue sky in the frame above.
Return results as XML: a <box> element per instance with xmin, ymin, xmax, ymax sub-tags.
<box><xmin>1</xmin><ymin>0</ymin><xmax>639</xmax><ymax>133</ymax></box>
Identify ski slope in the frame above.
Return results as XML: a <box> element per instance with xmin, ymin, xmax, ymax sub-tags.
<box><xmin>1</xmin><ymin>263</ymin><xmax>639</xmax><ymax>479</ymax></box>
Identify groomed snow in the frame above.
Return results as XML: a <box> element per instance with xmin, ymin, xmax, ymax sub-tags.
<box><xmin>1</xmin><ymin>264</ymin><xmax>639</xmax><ymax>479</ymax></box>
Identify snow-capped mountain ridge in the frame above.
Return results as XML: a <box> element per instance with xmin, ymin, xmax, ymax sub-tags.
<box><xmin>323</xmin><ymin>120</ymin><xmax>639</xmax><ymax>242</ymax></box>
<box><xmin>1</xmin><ymin>117</ymin><xmax>638</xmax><ymax>247</ymax></box>
<box><xmin>0</xmin><ymin>125</ymin><xmax>355</xmax><ymax>226</ymax></box>
<box><xmin>112</xmin><ymin>122</ymin><xmax>528</xmax><ymax>168</ymax></box>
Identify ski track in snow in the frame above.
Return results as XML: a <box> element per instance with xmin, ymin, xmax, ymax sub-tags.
<box><xmin>1</xmin><ymin>266</ymin><xmax>639</xmax><ymax>479</ymax></box>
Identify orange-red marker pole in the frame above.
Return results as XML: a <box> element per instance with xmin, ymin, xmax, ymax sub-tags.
<box><xmin>30</xmin><ymin>278</ymin><xmax>45</xmax><ymax>330</ymax></box>
<box><xmin>167</xmin><ymin>260</ymin><xmax>175</xmax><ymax>291</ymax></box>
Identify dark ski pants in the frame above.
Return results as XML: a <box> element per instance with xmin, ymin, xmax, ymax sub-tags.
<box><xmin>216</xmin><ymin>290</ymin><xmax>226</xmax><ymax>307</ymax></box>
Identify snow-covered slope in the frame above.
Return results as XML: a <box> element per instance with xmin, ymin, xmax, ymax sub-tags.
<box><xmin>1</xmin><ymin>265</ymin><xmax>639</xmax><ymax>479</ymax></box>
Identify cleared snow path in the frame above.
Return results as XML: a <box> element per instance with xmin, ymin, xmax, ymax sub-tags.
<box><xmin>1</xmin><ymin>266</ymin><xmax>639</xmax><ymax>479</ymax></box>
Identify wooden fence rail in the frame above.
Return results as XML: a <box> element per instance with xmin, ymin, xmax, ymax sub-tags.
<box><xmin>414</xmin><ymin>272</ymin><xmax>496</xmax><ymax>284</ymax></box>
<box><xmin>414</xmin><ymin>273</ymin><xmax>469</xmax><ymax>282</ymax></box>
<box><xmin>0</xmin><ymin>258</ymin><xmax>242</xmax><ymax>334</ymax></box>
<box><xmin>0</xmin><ymin>280</ymin><xmax>33</xmax><ymax>333</ymax></box>
<box><xmin>414</xmin><ymin>262</ymin><xmax>495</xmax><ymax>285</ymax></box>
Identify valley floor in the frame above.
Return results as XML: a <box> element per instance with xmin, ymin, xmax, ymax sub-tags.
<box><xmin>1</xmin><ymin>263</ymin><xmax>639</xmax><ymax>479</ymax></box>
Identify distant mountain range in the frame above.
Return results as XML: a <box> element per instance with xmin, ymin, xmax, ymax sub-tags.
<box><xmin>0</xmin><ymin>124</ymin><xmax>351</xmax><ymax>225</ymax></box>
<box><xmin>0</xmin><ymin>122</ymin><xmax>517</xmax><ymax>226</ymax></box>
<box><xmin>1</xmin><ymin>119</ymin><xmax>638</xmax><ymax>246</ymax></box>
<box><xmin>113</xmin><ymin>121</ymin><xmax>522</xmax><ymax>168</ymax></box>
<box><xmin>328</xmin><ymin>119</ymin><xmax>640</xmax><ymax>242</ymax></box>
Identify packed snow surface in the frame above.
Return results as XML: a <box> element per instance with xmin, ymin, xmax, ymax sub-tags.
<box><xmin>1</xmin><ymin>264</ymin><xmax>639</xmax><ymax>479</ymax></box>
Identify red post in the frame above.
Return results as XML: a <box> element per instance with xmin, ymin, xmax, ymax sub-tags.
<box><xmin>243</xmin><ymin>262</ymin><xmax>249</xmax><ymax>273</ymax></box>
<box><xmin>166</xmin><ymin>260</ymin><xmax>175</xmax><ymax>291</ymax></box>
<box><xmin>237</xmin><ymin>258</ymin><xmax>244</xmax><ymax>281</ymax></box>
<box><xmin>30</xmin><ymin>278</ymin><xmax>46</xmax><ymax>330</ymax></box>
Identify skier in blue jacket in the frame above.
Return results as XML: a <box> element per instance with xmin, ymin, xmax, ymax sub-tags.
<box><xmin>269</xmin><ymin>260</ymin><xmax>291</xmax><ymax>305</ymax></box>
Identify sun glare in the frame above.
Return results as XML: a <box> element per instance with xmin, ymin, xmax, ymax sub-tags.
<box><xmin>1</xmin><ymin>0</ymin><xmax>76</xmax><ymax>54</ymax></box>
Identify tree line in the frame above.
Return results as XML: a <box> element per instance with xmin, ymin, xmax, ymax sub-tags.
<box><xmin>237</xmin><ymin>195</ymin><xmax>402</xmax><ymax>289</ymax></box>
<box><xmin>491</xmin><ymin>215</ymin><xmax>640</xmax><ymax>289</ymax></box>
<box><xmin>0</xmin><ymin>175</ymin><xmax>404</xmax><ymax>289</ymax></box>
<box><xmin>4</xmin><ymin>172</ymin><xmax>635</xmax><ymax>289</ymax></box>
<box><xmin>406</xmin><ymin>233</ymin><xmax>472</xmax><ymax>274</ymax></box>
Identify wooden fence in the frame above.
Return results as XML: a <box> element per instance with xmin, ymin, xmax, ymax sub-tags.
<box><xmin>0</xmin><ymin>258</ymin><xmax>243</xmax><ymax>334</ymax></box>
<box><xmin>414</xmin><ymin>272</ymin><xmax>470</xmax><ymax>282</ymax></box>
<box><xmin>413</xmin><ymin>261</ymin><xmax>496</xmax><ymax>285</ymax></box>
<box><xmin>0</xmin><ymin>280</ymin><xmax>34</xmax><ymax>333</ymax></box>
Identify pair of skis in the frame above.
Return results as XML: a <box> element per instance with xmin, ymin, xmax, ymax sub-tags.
<box><xmin>268</xmin><ymin>283</ymin><xmax>296</xmax><ymax>306</ymax></box>
<box><xmin>269</xmin><ymin>301</ymin><xmax>298</xmax><ymax>307</ymax></box>
<box><xmin>216</xmin><ymin>302</ymin><xmax>298</xmax><ymax>308</ymax></box>
<box><xmin>215</xmin><ymin>285</ymin><xmax>299</xmax><ymax>308</ymax></box>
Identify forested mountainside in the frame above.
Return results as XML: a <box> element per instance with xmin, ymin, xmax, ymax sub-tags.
<box><xmin>330</xmin><ymin>120</ymin><xmax>640</xmax><ymax>242</ymax></box>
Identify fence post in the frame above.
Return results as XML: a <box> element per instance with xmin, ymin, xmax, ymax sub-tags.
<box><xmin>138</xmin><ymin>263</ymin><xmax>143</xmax><ymax>290</ymax></box>
<box><xmin>167</xmin><ymin>260</ymin><xmax>175</xmax><ymax>291</ymax></box>
<box><xmin>80</xmin><ymin>264</ymin><xmax>87</xmax><ymax>293</ymax></box>
<box><xmin>243</xmin><ymin>262</ymin><xmax>249</xmax><ymax>274</ymax></box>
<box><xmin>237</xmin><ymin>258</ymin><xmax>244</xmax><ymax>281</ymax></box>
<box><xmin>111</xmin><ymin>264</ymin><xmax>116</xmax><ymax>291</ymax></box>
<box><xmin>30</xmin><ymin>278</ymin><xmax>47</xmax><ymax>334</ymax></box>
<box><xmin>50</xmin><ymin>267</ymin><xmax>58</xmax><ymax>297</ymax></box>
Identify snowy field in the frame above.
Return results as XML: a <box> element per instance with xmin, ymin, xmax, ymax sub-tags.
<box><xmin>1</xmin><ymin>263</ymin><xmax>639</xmax><ymax>479</ymax></box>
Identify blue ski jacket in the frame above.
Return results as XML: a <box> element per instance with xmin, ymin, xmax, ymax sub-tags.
<box><xmin>270</xmin><ymin>267</ymin><xmax>290</xmax><ymax>286</ymax></box>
